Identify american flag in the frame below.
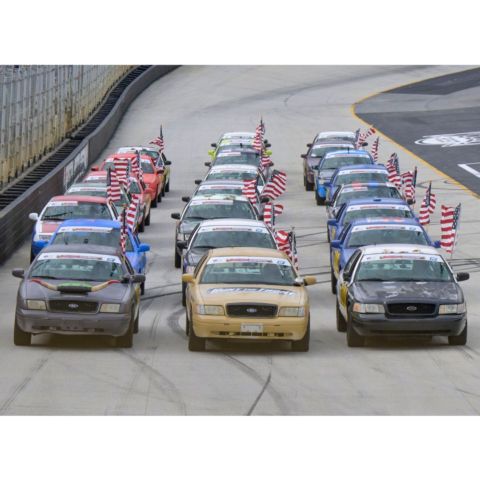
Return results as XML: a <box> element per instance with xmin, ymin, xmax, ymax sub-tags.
<box><xmin>126</xmin><ymin>196</ymin><xmax>140</xmax><ymax>231</ymax></box>
<box><xmin>261</xmin><ymin>151</ymin><xmax>273</xmax><ymax>171</ymax></box>
<box><xmin>370</xmin><ymin>137</ymin><xmax>380</xmax><ymax>162</ymax></box>
<box><xmin>120</xmin><ymin>209</ymin><xmax>128</xmax><ymax>255</ymax></box>
<box><xmin>112</xmin><ymin>156</ymin><xmax>130</xmax><ymax>186</ymax></box>
<box><xmin>441</xmin><ymin>203</ymin><xmax>461</xmax><ymax>254</ymax></box>
<box><xmin>418</xmin><ymin>181</ymin><xmax>437</xmax><ymax>225</ymax></box>
<box><xmin>252</xmin><ymin>119</ymin><xmax>264</xmax><ymax>152</ymax></box>
<box><xmin>275</xmin><ymin>229</ymin><xmax>299</xmax><ymax>269</ymax></box>
<box><xmin>386</xmin><ymin>153</ymin><xmax>402</xmax><ymax>188</ymax></box>
<box><xmin>242</xmin><ymin>179</ymin><xmax>257</xmax><ymax>203</ymax></box>
<box><xmin>131</xmin><ymin>151</ymin><xmax>141</xmax><ymax>178</ymax></box>
<box><xmin>401</xmin><ymin>167</ymin><xmax>417</xmax><ymax>204</ymax></box>
<box><xmin>260</xmin><ymin>117</ymin><xmax>265</xmax><ymax>135</ymax></box>
<box><xmin>355</xmin><ymin>127</ymin><xmax>376</xmax><ymax>148</ymax></box>
<box><xmin>106</xmin><ymin>168</ymin><xmax>121</xmax><ymax>203</ymax></box>
<box><xmin>261</xmin><ymin>169</ymin><xmax>287</xmax><ymax>201</ymax></box>
<box><xmin>150</xmin><ymin>125</ymin><xmax>165</xmax><ymax>151</ymax></box>
<box><xmin>263</xmin><ymin>203</ymin><xmax>284</xmax><ymax>227</ymax></box>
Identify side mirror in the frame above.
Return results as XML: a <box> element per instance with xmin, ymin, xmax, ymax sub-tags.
<box><xmin>301</xmin><ymin>154</ymin><xmax>307</xmax><ymax>159</ymax></box>
<box><xmin>131</xmin><ymin>274</ymin><xmax>146</xmax><ymax>284</ymax></box>
<box><xmin>260</xmin><ymin>196</ymin><xmax>270</xmax><ymax>204</ymax></box>
<box><xmin>330</xmin><ymin>240</ymin><xmax>341</xmax><ymax>249</ymax></box>
<box><xmin>36</xmin><ymin>240</ymin><xmax>48</xmax><ymax>250</ymax></box>
<box><xmin>138</xmin><ymin>243</ymin><xmax>150</xmax><ymax>253</ymax></box>
<box><xmin>181</xmin><ymin>196</ymin><xmax>191</xmax><ymax>203</ymax></box>
<box><xmin>362</xmin><ymin>142</ymin><xmax>368</xmax><ymax>147</ymax></box>
<box><xmin>177</xmin><ymin>240</ymin><xmax>187</xmax><ymax>250</ymax></box>
<box><xmin>304</xmin><ymin>276</ymin><xmax>317</xmax><ymax>286</ymax></box>
<box><xmin>12</xmin><ymin>268</ymin><xmax>25</xmax><ymax>279</ymax></box>
<box><xmin>164</xmin><ymin>160</ymin><xmax>172</xmax><ymax>165</ymax></box>
<box><xmin>433</xmin><ymin>240</ymin><xmax>441</xmax><ymax>248</ymax></box>
<box><xmin>312</xmin><ymin>164</ymin><xmax>319</xmax><ymax>170</ymax></box>
<box><xmin>264</xmin><ymin>142</ymin><xmax>272</xmax><ymax>148</ymax></box>
<box><xmin>171</xmin><ymin>213</ymin><xmax>181</xmax><ymax>220</ymax></box>
<box><xmin>90</xmin><ymin>165</ymin><xmax>99</xmax><ymax>171</ymax></box>
<box><xmin>194</xmin><ymin>179</ymin><xmax>202</xmax><ymax>185</ymax></box>
<box><xmin>29</xmin><ymin>212</ymin><xmax>39</xmax><ymax>221</ymax></box>
<box><xmin>307</xmin><ymin>143</ymin><xmax>312</xmax><ymax>148</ymax></box>
<box><xmin>456</xmin><ymin>272</ymin><xmax>470</xmax><ymax>282</ymax></box>
<box><xmin>204</xmin><ymin>161</ymin><xmax>211</xmax><ymax>167</ymax></box>
<box><xmin>182</xmin><ymin>273</ymin><xmax>195</xmax><ymax>283</ymax></box>
<box><xmin>327</xmin><ymin>219</ymin><xmax>337</xmax><ymax>227</ymax></box>
<box><xmin>257</xmin><ymin>214</ymin><xmax>264</xmax><ymax>220</ymax></box>
<box><xmin>211</xmin><ymin>143</ymin><xmax>217</xmax><ymax>148</ymax></box>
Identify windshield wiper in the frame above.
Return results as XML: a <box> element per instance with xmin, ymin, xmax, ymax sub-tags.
<box><xmin>358</xmin><ymin>278</ymin><xmax>385</xmax><ymax>282</ymax></box>
<box><xmin>193</xmin><ymin>245</ymin><xmax>218</xmax><ymax>249</ymax></box>
<box><xmin>185</xmin><ymin>216</ymin><xmax>207</xmax><ymax>221</ymax></box>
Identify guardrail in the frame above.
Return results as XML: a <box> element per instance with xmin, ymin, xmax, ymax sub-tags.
<box><xmin>0</xmin><ymin>65</ymin><xmax>178</xmax><ymax>265</ymax></box>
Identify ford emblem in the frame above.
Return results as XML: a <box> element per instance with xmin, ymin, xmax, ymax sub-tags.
<box><xmin>246</xmin><ymin>308</ymin><xmax>257</xmax><ymax>313</ymax></box>
<box><xmin>406</xmin><ymin>305</ymin><xmax>417</xmax><ymax>312</ymax></box>
<box><xmin>68</xmin><ymin>303</ymin><xmax>79</xmax><ymax>309</ymax></box>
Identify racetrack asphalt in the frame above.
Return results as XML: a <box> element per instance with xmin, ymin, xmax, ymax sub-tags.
<box><xmin>1</xmin><ymin>65</ymin><xmax>480</xmax><ymax>415</ymax></box>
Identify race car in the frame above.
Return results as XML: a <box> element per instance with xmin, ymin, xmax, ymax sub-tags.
<box><xmin>313</xmin><ymin>131</ymin><xmax>357</xmax><ymax>143</ymax></box>
<box><xmin>179</xmin><ymin>218</ymin><xmax>277</xmax><ymax>304</ymax></box>
<box><xmin>325</xmin><ymin>164</ymin><xmax>389</xmax><ymax>203</ymax></box>
<box><xmin>28</xmin><ymin>195</ymin><xmax>118</xmax><ymax>262</ymax></box>
<box><xmin>205</xmin><ymin>148</ymin><xmax>261</xmax><ymax>169</ymax></box>
<box><xmin>12</xmin><ymin>244</ymin><xmax>144</xmax><ymax>347</ymax></box>
<box><xmin>329</xmin><ymin>218</ymin><xmax>440</xmax><ymax>293</ymax></box>
<box><xmin>326</xmin><ymin>182</ymin><xmax>403</xmax><ymax>219</ymax></box>
<box><xmin>301</xmin><ymin>138</ymin><xmax>356</xmax><ymax>191</ymax></box>
<box><xmin>209</xmin><ymin>135</ymin><xmax>271</xmax><ymax>158</ymax></box>
<box><xmin>335</xmin><ymin>244</ymin><xmax>469</xmax><ymax>347</ymax></box>
<box><xmin>182</xmin><ymin>247</ymin><xmax>316</xmax><ymax>352</ymax></box>
<box><xmin>198</xmin><ymin>165</ymin><xmax>267</xmax><ymax>194</ymax></box>
<box><xmin>314</xmin><ymin>149</ymin><xmax>375</xmax><ymax>205</ymax></box>
<box><xmin>326</xmin><ymin>198</ymin><xmax>416</xmax><ymax>243</ymax></box>
<box><xmin>47</xmin><ymin>219</ymin><xmax>150</xmax><ymax>294</ymax></box>
<box><xmin>171</xmin><ymin>194</ymin><xmax>261</xmax><ymax>268</ymax></box>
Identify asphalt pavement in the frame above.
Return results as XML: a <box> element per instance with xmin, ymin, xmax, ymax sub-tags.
<box><xmin>1</xmin><ymin>65</ymin><xmax>480</xmax><ymax>415</ymax></box>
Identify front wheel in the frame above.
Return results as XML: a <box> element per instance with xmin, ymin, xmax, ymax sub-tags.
<box><xmin>151</xmin><ymin>194</ymin><xmax>158</xmax><ymax>208</ymax></box>
<box><xmin>116</xmin><ymin>311</ymin><xmax>134</xmax><ymax>348</ymax></box>
<box><xmin>346</xmin><ymin>313</ymin><xmax>364</xmax><ymax>347</ymax></box>
<box><xmin>14</xmin><ymin>320</ymin><xmax>31</xmax><ymax>346</ymax></box>
<box><xmin>188</xmin><ymin>321</ymin><xmax>206</xmax><ymax>351</ymax></box>
<box><xmin>336</xmin><ymin>301</ymin><xmax>347</xmax><ymax>332</ymax></box>
<box><xmin>292</xmin><ymin>319</ymin><xmax>310</xmax><ymax>352</ymax></box>
<box><xmin>306</xmin><ymin>179</ymin><xmax>314</xmax><ymax>191</ymax></box>
<box><xmin>174</xmin><ymin>250</ymin><xmax>181</xmax><ymax>269</ymax></box>
<box><xmin>331</xmin><ymin>270</ymin><xmax>337</xmax><ymax>294</ymax></box>
<box><xmin>182</xmin><ymin>281</ymin><xmax>186</xmax><ymax>306</ymax></box>
<box><xmin>165</xmin><ymin>180</ymin><xmax>170</xmax><ymax>193</ymax></box>
<box><xmin>448</xmin><ymin>322</ymin><xmax>467</xmax><ymax>345</ymax></box>
<box><xmin>145</xmin><ymin>209</ymin><xmax>151</xmax><ymax>226</ymax></box>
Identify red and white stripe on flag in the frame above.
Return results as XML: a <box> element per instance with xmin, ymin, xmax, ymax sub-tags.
<box><xmin>356</xmin><ymin>127</ymin><xmax>376</xmax><ymax>148</ymax></box>
<box><xmin>107</xmin><ymin>169</ymin><xmax>121</xmax><ymax>203</ymax></box>
<box><xmin>440</xmin><ymin>205</ymin><xmax>456</xmax><ymax>253</ymax></box>
<box><xmin>401</xmin><ymin>170</ymin><xmax>415</xmax><ymax>203</ymax></box>
<box><xmin>126</xmin><ymin>197</ymin><xmax>140</xmax><ymax>230</ymax></box>
<box><xmin>262</xmin><ymin>170</ymin><xmax>287</xmax><ymax>200</ymax></box>
<box><xmin>370</xmin><ymin>137</ymin><xmax>380</xmax><ymax>162</ymax></box>
<box><xmin>275</xmin><ymin>229</ymin><xmax>299</xmax><ymax>269</ymax></box>
<box><xmin>150</xmin><ymin>137</ymin><xmax>164</xmax><ymax>151</ymax></box>
<box><xmin>263</xmin><ymin>203</ymin><xmax>284</xmax><ymax>227</ymax></box>
<box><xmin>242</xmin><ymin>179</ymin><xmax>257</xmax><ymax>202</ymax></box>
<box><xmin>112</xmin><ymin>158</ymin><xmax>130</xmax><ymax>185</ymax></box>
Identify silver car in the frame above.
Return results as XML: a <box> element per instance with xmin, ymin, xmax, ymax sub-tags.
<box><xmin>12</xmin><ymin>244</ymin><xmax>144</xmax><ymax>348</ymax></box>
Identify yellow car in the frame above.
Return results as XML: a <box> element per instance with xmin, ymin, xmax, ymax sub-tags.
<box><xmin>182</xmin><ymin>247</ymin><xmax>316</xmax><ymax>352</ymax></box>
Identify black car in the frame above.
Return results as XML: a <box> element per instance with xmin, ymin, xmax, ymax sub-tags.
<box><xmin>335</xmin><ymin>244</ymin><xmax>469</xmax><ymax>347</ymax></box>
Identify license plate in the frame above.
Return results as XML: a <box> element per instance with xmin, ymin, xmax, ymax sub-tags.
<box><xmin>241</xmin><ymin>323</ymin><xmax>263</xmax><ymax>333</ymax></box>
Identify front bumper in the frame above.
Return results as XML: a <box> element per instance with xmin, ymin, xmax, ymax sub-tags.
<box><xmin>192</xmin><ymin>314</ymin><xmax>308</xmax><ymax>341</ymax></box>
<box><xmin>350</xmin><ymin>312</ymin><xmax>467</xmax><ymax>337</ymax></box>
<box><xmin>16</xmin><ymin>308</ymin><xmax>131</xmax><ymax>337</ymax></box>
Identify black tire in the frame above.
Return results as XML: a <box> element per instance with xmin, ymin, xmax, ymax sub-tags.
<box><xmin>327</xmin><ymin>228</ymin><xmax>331</xmax><ymax>243</ymax></box>
<box><xmin>14</xmin><ymin>320</ymin><xmax>31</xmax><ymax>346</ymax></box>
<box><xmin>182</xmin><ymin>281</ymin><xmax>186</xmax><ymax>306</ymax></box>
<box><xmin>346</xmin><ymin>312</ymin><xmax>364</xmax><ymax>347</ymax></box>
<box><xmin>174</xmin><ymin>250</ymin><xmax>181</xmax><ymax>269</ymax></box>
<box><xmin>448</xmin><ymin>322</ymin><xmax>467</xmax><ymax>346</ymax></box>
<box><xmin>116</xmin><ymin>311</ymin><xmax>134</xmax><ymax>348</ymax></box>
<box><xmin>315</xmin><ymin>190</ymin><xmax>322</xmax><ymax>205</ymax></box>
<box><xmin>145</xmin><ymin>209</ymin><xmax>151</xmax><ymax>226</ymax></box>
<box><xmin>188</xmin><ymin>320</ymin><xmax>206</xmax><ymax>351</ymax></box>
<box><xmin>165</xmin><ymin>180</ymin><xmax>170</xmax><ymax>193</ymax></box>
<box><xmin>336</xmin><ymin>301</ymin><xmax>347</xmax><ymax>332</ymax></box>
<box><xmin>151</xmin><ymin>194</ymin><xmax>158</xmax><ymax>208</ymax></box>
<box><xmin>30</xmin><ymin>250</ymin><xmax>35</xmax><ymax>263</ymax></box>
<box><xmin>292</xmin><ymin>319</ymin><xmax>310</xmax><ymax>352</ymax></box>
<box><xmin>157</xmin><ymin>189</ymin><xmax>162</xmax><ymax>203</ymax></box>
<box><xmin>306</xmin><ymin>179</ymin><xmax>314</xmax><ymax>191</ymax></box>
<box><xmin>331</xmin><ymin>270</ymin><xmax>337</xmax><ymax>294</ymax></box>
<box><xmin>140</xmin><ymin>281</ymin><xmax>145</xmax><ymax>296</ymax></box>
<box><xmin>138</xmin><ymin>216</ymin><xmax>145</xmax><ymax>233</ymax></box>
<box><xmin>133</xmin><ymin>306</ymin><xmax>140</xmax><ymax>334</ymax></box>
<box><xmin>185</xmin><ymin>311</ymin><xmax>190</xmax><ymax>336</ymax></box>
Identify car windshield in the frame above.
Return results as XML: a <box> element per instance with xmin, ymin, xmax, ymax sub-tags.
<box><xmin>343</xmin><ymin>207</ymin><xmax>413</xmax><ymax>225</ymax></box>
<box><xmin>322</xmin><ymin>155</ymin><xmax>372</xmax><ymax>169</ymax></box>
<box><xmin>51</xmin><ymin>230</ymin><xmax>133</xmax><ymax>251</ymax></box>
<box><xmin>206</xmin><ymin>171</ymin><xmax>264</xmax><ymax>186</ymax></box>
<box><xmin>346</xmin><ymin>228</ymin><xmax>428</xmax><ymax>248</ymax></box>
<box><xmin>41</xmin><ymin>203</ymin><xmax>112</xmax><ymax>221</ymax></box>
<box><xmin>192</xmin><ymin>230</ymin><xmax>276</xmax><ymax>250</ymax></box>
<box><xmin>30</xmin><ymin>258</ymin><xmax>124</xmax><ymax>282</ymax></box>
<box><xmin>200</xmin><ymin>259</ymin><xmax>296</xmax><ymax>285</ymax></box>
<box><xmin>355</xmin><ymin>256</ymin><xmax>453</xmax><ymax>282</ymax></box>
<box><xmin>184</xmin><ymin>201</ymin><xmax>256</xmax><ymax>221</ymax></box>
<box><xmin>140</xmin><ymin>160</ymin><xmax>155</xmax><ymax>173</ymax></box>
<box><xmin>214</xmin><ymin>152</ymin><xmax>259</xmax><ymax>167</ymax></box>
<box><xmin>311</xmin><ymin>146</ymin><xmax>352</xmax><ymax>159</ymax></box>
<box><xmin>334</xmin><ymin>172</ymin><xmax>388</xmax><ymax>186</ymax></box>
<box><xmin>335</xmin><ymin>186</ymin><xmax>402</xmax><ymax>205</ymax></box>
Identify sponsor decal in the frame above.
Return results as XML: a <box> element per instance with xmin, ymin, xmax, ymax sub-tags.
<box><xmin>362</xmin><ymin>254</ymin><xmax>442</xmax><ymax>262</ymax></box>
<box><xmin>338</xmin><ymin>169</ymin><xmax>386</xmax><ymax>175</ymax></box>
<box><xmin>38</xmin><ymin>252</ymin><xmax>121</xmax><ymax>263</ymax></box>
<box><xmin>199</xmin><ymin>226</ymin><xmax>268</xmax><ymax>233</ymax></box>
<box><xmin>207</xmin><ymin>287</ymin><xmax>294</xmax><ymax>296</ymax></box>
<box><xmin>347</xmin><ymin>204</ymin><xmax>410</xmax><ymax>212</ymax></box>
<box><xmin>415</xmin><ymin>131</ymin><xmax>480</xmax><ymax>148</ymax></box>
<box><xmin>351</xmin><ymin>225</ymin><xmax>422</xmax><ymax>233</ymax></box>
<box><xmin>47</xmin><ymin>201</ymin><xmax>79</xmax><ymax>207</ymax></box>
<box><xmin>190</xmin><ymin>200</ymin><xmax>234</xmax><ymax>206</ymax></box>
<box><xmin>207</xmin><ymin>256</ymin><xmax>290</xmax><ymax>266</ymax></box>
<box><xmin>57</xmin><ymin>226</ymin><xmax>113</xmax><ymax>233</ymax></box>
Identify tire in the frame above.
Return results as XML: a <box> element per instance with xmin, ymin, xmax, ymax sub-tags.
<box><xmin>161</xmin><ymin>183</ymin><xmax>166</xmax><ymax>197</ymax></box>
<box><xmin>182</xmin><ymin>281</ymin><xmax>186</xmax><ymax>306</ymax></box>
<box><xmin>306</xmin><ymin>179</ymin><xmax>314</xmax><ymax>191</ymax></box>
<box><xmin>327</xmin><ymin>228</ymin><xmax>331</xmax><ymax>243</ymax></box>
<box><xmin>331</xmin><ymin>270</ymin><xmax>337</xmax><ymax>294</ymax></box>
<box><xmin>346</xmin><ymin>311</ymin><xmax>364</xmax><ymax>347</ymax></box>
<box><xmin>448</xmin><ymin>322</ymin><xmax>467</xmax><ymax>346</ymax></box>
<box><xmin>315</xmin><ymin>190</ymin><xmax>322</xmax><ymax>205</ymax></box>
<box><xmin>174</xmin><ymin>250</ymin><xmax>181</xmax><ymax>269</ymax></box>
<box><xmin>151</xmin><ymin>194</ymin><xmax>158</xmax><ymax>208</ymax></box>
<box><xmin>140</xmin><ymin>281</ymin><xmax>145</xmax><ymax>296</ymax></box>
<box><xmin>292</xmin><ymin>318</ymin><xmax>310</xmax><ymax>352</ymax></box>
<box><xmin>188</xmin><ymin>319</ymin><xmax>206</xmax><ymax>351</ymax></box>
<box><xmin>138</xmin><ymin>216</ymin><xmax>145</xmax><ymax>233</ymax></box>
<box><xmin>30</xmin><ymin>250</ymin><xmax>35</xmax><ymax>263</ymax></box>
<box><xmin>133</xmin><ymin>306</ymin><xmax>140</xmax><ymax>334</ymax></box>
<box><xmin>165</xmin><ymin>180</ymin><xmax>170</xmax><ymax>193</ymax></box>
<box><xmin>157</xmin><ymin>188</ymin><xmax>162</xmax><ymax>203</ymax></box>
<box><xmin>14</xmin><ymin>320</ymin><xmax>31</xmax><ymax>346</ymax></box>
<box><xmin>116</xmin><ymin>310</ymin><xmax>134</xmax><ymax>348</ymax></box>
<box><xmin>185</xmin><ymin>311</ymin><xmax>190</xmax><ymax>336</ymax></box>
<box><xmin>145</xmin><ymin>209</ymin><xmax>151</xmax><ymax>226</ymax></box>
<box><xmin>336</xmin><ymin>301</ymin><xmax>347</xmax><ymax>332</ymax></box>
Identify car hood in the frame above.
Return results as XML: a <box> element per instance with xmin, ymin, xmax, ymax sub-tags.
<box><xmin>352</xmin><ymin>281</ymin><xmax>462</xmax><ymax>303</ymax></box>
<box><xmin>196</xmin><ymin>283</ymin><xmax>306</xmax><ymax>306</ymax></box>
<box><xmin>39</xmin><ymin>221</ymin><xmax>62</xmax><ymax>234</ymax></box>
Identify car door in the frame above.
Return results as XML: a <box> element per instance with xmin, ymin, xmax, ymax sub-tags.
<box><xmin>337</xmin><ymin>249</ymin><xmax>362</xmax><ymax>318</ymax></box>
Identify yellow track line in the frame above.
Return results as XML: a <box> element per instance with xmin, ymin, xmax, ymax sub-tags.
<box><xmin>351</xmin><ymin>69</ymin><xmax>480</xmax><ymax>200</ymax></box>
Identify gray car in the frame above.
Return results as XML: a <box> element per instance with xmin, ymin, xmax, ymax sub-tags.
<box><xmin>12</xmin><ymin>244</ymin><xmax>144</xmax><ymax>348</ymax></box>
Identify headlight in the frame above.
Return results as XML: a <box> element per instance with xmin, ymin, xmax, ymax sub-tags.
<box><xmin>439</xmin><ymin>303</ymin><xmax>466</xmax><ymax>314</ymax></box>
<box><xmin>100</xmin><ymin>303</ymin><xmax>121</xmax><ymax>313</ymax></box>
<box><xmin>185</xmin><ymin>265</ymin><xmax>195</xmax><ymax>274</ymax></box>
<box><xmin>26</xmin><ymin>300</ymin><xmax>46</xmax><ymax>310</ymax></box>
<box><xmin>279</xmin><ymin>306</ymin><xmax>305</xmax><ymax>317</ymax></box>
<box><xmin>196</xmin><ymin>305</ymin><xmax>224</xmax><ymax>315</ymax></box>
<box><xmin>353</xmin><ymin>303</ymin><xmax>385</xmax><ymax>314</ymax></box>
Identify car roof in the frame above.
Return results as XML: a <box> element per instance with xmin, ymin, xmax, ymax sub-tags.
<box><xmin>324</xmin><ymin>149</ymin><xmax>372</xmax><ymax>158</ymax></box>
<box><xmin>50</xmin><ymin>195</ymin><xmax>108</xmax><ymax>204</ymax></box>
<box><xmin>40</xmin><ymin>244</ymin><xmax>121</xmax><ymax>256</ymax></box>
<box><xmin>317</xmin><ymin>131</ymin><xmax>356</xmax><ymax>140</ymax></box>
<box><xmin>359</xmin><ymin>244</ymin><xmax>440</xmax><ymax>256</ymax></box>
<box><xmin>197</xmin><ymin>219</ymin><xmax>268</xmax><ymax>229</ymax></box>
<box><xmin>217</xmin><ymin>147</ymin><xmax>258</xmax><ymax>154</ymax></box>
<box><xmin>53</xmin><ymin>219</ymin><xmax>121</xmax><ymax>229</ymax></box>
<box><xmin>344</xmin><ymin>197</ymin><xmax>409</xmax><ymax>207</ymax></box>
<box><xmin>117</xmin><ymin>146</ymin><xmax>158</xmax><ymax>151</ymax></box>
<box><xmin>207</xmin><ymin>247</ymin><xmax>287</xmax><ymax>259</ymax></box>
<box><xmin>346</xmin><ymin>218</ymin><xmax>423</xmax><ymax>228</ymax></box>
<box><xmin>335</xmin><ymin>164</ymin><xmax>386</xmax><ymax>172</ymax></box>
<box><xmin>313</xmin><ymin>139</ymin><xmax>355</xmax><ymax>147</ymax></box>
<box><xmin>105</xmin><ymin>153</ymin><xmax>152</xmax><ymax>161</ymax></box>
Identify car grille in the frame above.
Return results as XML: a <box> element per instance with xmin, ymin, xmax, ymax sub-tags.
<box><xmin>49</xmin><ymin>300</ymin><xmax>99</xmax><ymax>314</ymax></box>
<box><xmin>226</xmin><ymin>304</ymin><xmax>278</xmax><ymax>317</ymax></box>
<box><xmin>387</xmin><ymin>303</ymin><xmax>436</xmax><ymax>315</ymax></box>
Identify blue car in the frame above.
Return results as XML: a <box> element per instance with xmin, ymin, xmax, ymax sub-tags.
<box><xmin>315</xmin><ymin>150</ymin><xmax>375</xmax><ymax>205</ymax></box>
<box><xmin>324</xmin><ymin>163</ymin><xmax>389</xmax><ymax>204</ymax></box>
<box><xmin>329</xmin><ymin>218</ymin><xmax>441</xmax><ymax>294</ymax></box>
<box><xmin>326</xmin><ymin>198</ymin><xmax>415</xmax><ymax>243</ymax></box>
<box><xmin>47</xmin><ymin>219</ymin><xmax>150</xmax><ymax>294</ymax></box>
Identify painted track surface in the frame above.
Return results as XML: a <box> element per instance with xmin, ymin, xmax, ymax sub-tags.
<box><xmin>2</xmin><ymin>65</ymin><xmax>480</xmax><ymax>415</ymax></box>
